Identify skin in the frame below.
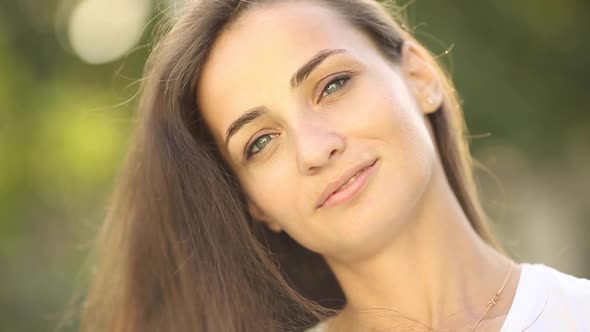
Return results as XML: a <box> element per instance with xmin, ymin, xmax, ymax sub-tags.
<box><xmin>197</xmin><ymin>2</ymin><xmax>521</xmax><ymax>331</ymax></box>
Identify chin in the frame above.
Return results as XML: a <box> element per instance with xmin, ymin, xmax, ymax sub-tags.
<box><xmin>329</xmin><ymin>160</ymin><xmax>435</xmax><ymax>260</ymax></box>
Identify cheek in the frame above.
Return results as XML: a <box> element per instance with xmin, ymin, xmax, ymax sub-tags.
<box><xmin>378</xmin><ymin>99</ymin><xmax>437</xmax><ymax>218</ymax></box>
<box><xmin>367</xmin><ymin>73</ymin><xmax>434</xmax><ymax>158</ymax></box>
<box><xmin>322</xmin><ymin>80</ymin><xmax>437</xmax><ymax>256</ymax></box>
<box><xmin>241</xmin><ymin>161</ymin><xmax>325</xmax><ymax>252</ymax></box>
<box><xmin>241</xmin><ymin>161</ymin><xmax>303</xmax><ymax>225</ymax></box>
<box><xmin>373</xmin><ymin>86</ymin><xmax>436</xmax><ymax>190</ymax></box>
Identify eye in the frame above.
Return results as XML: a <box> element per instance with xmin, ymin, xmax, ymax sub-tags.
<box><xmin>318</xmin><ymin>75</ymin><xmax>351</xmax><ymax>102</ymax></box>
<box><xmin>246</xmin><ymin>133</ymin><xmax>278</xmax><ymax>159</ymax></box>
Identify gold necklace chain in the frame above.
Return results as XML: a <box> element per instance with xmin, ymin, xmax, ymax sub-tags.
<box><xmin>468</xmin><ymin>262</ymin><xmax>515</xmax><ymax>332</ymax></box>
<box><xmin>326</xmin><ymin>263</ymin><xmax>516</xmax><ymax>332</ymax></box>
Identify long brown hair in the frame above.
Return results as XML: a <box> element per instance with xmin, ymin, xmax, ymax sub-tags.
<box><xmin>79</xmin><ymin>0</ymin><xmax>502</xmax><ymax>331</ymax></box>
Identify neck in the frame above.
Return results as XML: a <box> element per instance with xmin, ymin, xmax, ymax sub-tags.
<box><xmin>324</xmin><ymin>161</ymin><xmax>521</xmax><ymax>331</ymax></box>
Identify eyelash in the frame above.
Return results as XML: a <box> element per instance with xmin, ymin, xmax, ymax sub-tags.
<box><xmin>317</xmin><ymin>74</ymin><xmax>351</xmax><ymax>102</ymax></box>
<box><xmin>245</xmin><ymin>74</ymin><xmax>352</xmax><ymax>159</ymax></box>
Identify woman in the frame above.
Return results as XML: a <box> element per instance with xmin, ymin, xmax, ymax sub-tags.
<box><xmin>80</xmin><ymin>0</ymin><xmax>590</xmax><ymax>331</ymax></box>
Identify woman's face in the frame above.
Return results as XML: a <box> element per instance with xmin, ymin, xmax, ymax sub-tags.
<box><xmin>197</xmin><ymin>1</ymin><xmax>442</xmax><ymax>261</ymax></box>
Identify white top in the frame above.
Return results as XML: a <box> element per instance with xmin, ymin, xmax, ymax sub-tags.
<box><xmin>305</xmin><ymin>263</ymin><xmax>590</xmax><ymax>332</ymax></box>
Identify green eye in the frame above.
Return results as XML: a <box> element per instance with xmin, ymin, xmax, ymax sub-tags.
<box><xmin>246</xmin><ymin>133</ymin><xmax>277</xmax><ymax>159</ymax></box>
<box><xmin>320</xmin><ymin>75</ymin><xmax>350</xmax><ymax>100</ymax></box>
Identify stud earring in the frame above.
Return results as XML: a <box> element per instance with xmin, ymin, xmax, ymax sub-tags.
<box><xmin>427</xmin><ymin>96</ymin><xmax>435</xmax><ymax>105</ymax></box>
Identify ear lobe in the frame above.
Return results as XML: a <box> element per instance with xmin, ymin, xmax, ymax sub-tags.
<box><xmin>401</xmin><ymin>40</ymin><xmax>443</xmax><ymax>114</ymax></box>
<box><xmin>247</xmin><ymin>200</ymin><xmax>266</xmax><ymax>221</ymax></box>
<box><xmin>266</xmin><ymin>223</ymin><xmax>283</xmax><ymax>233</ymax></box>
<box><xmin>247</xmin><ymin>200</ymin><xmax>282</xmax><ymax>233</ymax></box>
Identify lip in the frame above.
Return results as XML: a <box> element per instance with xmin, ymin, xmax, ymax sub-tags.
<box><xmin>316</xmin><ymin>158</ymin><xmax>379</xmax><ymax>209</ymax></box>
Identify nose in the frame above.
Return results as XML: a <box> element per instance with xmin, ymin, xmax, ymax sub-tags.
<box><xmin>294</xmin><ymin>116</ymin><xmax>346</xmax><ymax>175</ymax></box>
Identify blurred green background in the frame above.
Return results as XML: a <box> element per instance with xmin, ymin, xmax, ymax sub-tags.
<box><xmin>0</xmin><ymin>0</ymin><xmax>588</xmax><ymax>331</ymax></box>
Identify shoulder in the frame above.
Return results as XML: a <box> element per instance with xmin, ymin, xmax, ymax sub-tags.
<box><xmin>501</xmin><ymin>263</ymin><xmax>590</xmax><ymax>331</ymax></box>
<box><xmin>304</xmin><ymin>319</ymin><xmax>330</xmax><ymax>332</ymax></box>
<box><xmin>537</xmin><ymin>263</ymin><xmax>590</xmax><ymax>307</ymax></box>
<box><xmin>516</xmin><ymin>263</ymin><xmax>590</xmax><ymax>330</ymax></box>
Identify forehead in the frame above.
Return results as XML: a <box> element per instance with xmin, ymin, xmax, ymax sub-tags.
<box><xmin>197</xmin><ymin>1</ymin><xmax>378</xmax><ymax>141</ymax></box>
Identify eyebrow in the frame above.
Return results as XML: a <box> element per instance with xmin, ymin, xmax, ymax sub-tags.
<box><xmin>290</xmin><ymin>48</ymin><xmax>347</xmax><ymax>89</ymax></box>
<box><xmin>224</xmin><ymin>48</ymin><xmax>347</xmax><ymax>147</ymax></box>
<box><xmin>224</xmin><ymin>106</ymin><xmax>268</xmax><ymax>147</ymax></box>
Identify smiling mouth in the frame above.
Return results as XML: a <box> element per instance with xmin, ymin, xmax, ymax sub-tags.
<box><xmin>334</xmin><ymin>162</ymin><xmax>373</xmax><ymax>191</ymax></box>
<box><xmin>318</xmin><ymin>158</ymin><xmax>378</xmax><ymax>209</ymax></box>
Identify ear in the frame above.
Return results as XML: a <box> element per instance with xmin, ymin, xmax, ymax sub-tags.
<box><xmin>401</xmin><ymin>40</ymin><xmax>443</xmax><ymax>114</ymax></box>
<box><xmin>247</xmin><ymin>200</ymin><xmax>283</xmax><ymax>233</ymax></box>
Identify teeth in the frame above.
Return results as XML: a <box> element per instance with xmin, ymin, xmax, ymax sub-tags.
<box><xmin>338</xmin><ymin>171</ymin><xmax>362</xmax><ymax>191</ymax></box>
